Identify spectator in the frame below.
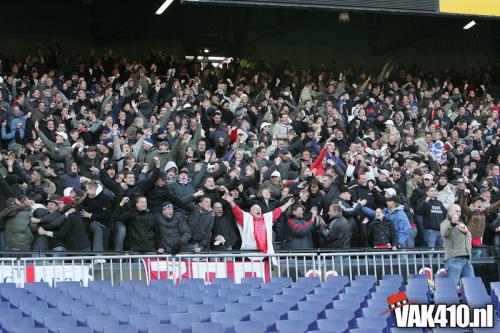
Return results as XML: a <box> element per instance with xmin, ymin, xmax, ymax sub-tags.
<box><xmin>441</xmin><ymin>204</ymin><xmax>474</xmax><ymax>287</ymax></box>
<box><xmin>363</xmin><ymin>208</ymin><xmax>398</xmax><ymax>250</ymax></box>
<box><xmin>416</xmin><ymin>186</ymin><xmax>447</xmax><ymax>247</ymax></box>
<box><xmin>2</xmin><ymin>197</ymin><xmax>34</xmax><ymax>251</ymax></box>
<box><xmin>184</xmin><ymin>193</ymin><xmax>215</xmax><ymax>253</ymax></box>
<box><xmin>211</xmin><ymin>201</ymin><xmax>238</xmax><ymax>250</ymax></box>
<box><xmin>155</xmin><ymin>202</ymin><xmax>191</xmax><ymax>254</ymax></box>
<box><xmin>283</xmin><ymin>204</ymin><xmax>316</xmax><ymax>249</ymax></box>
<box><xmin>318</xmin><ymin>204</ymin><xmax>351</xmax><ymax>248</ymax></box>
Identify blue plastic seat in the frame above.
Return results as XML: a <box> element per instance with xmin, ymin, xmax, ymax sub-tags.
<box><xmin>191</xmin><ymin>322</ymin><xmax>223</xmax><ymax>333</ymax></box>
<box><xmin>332</xmin><ymin>300</ymin><xmax>361</xmax><ymax>317</ymax></box>
<box><xmin>147</xmin><ymin>324</ymin><xmax>180</xmax><ymax>333</ymax></box>
<box><xmin>59</xmin><ymin>328</ymin><xmax>93</xmax><ymax>333</ymax></box>
<box><xmin>187</xmin><ymin>304</ymin><xmax>217</xmax><ymax>321</ymax></box>
<box><xmin>28</xmin><ymin>308</ymin><xmax>62</xmax><ymax>326</ymax></box>
<box><xmin>196</xmin><ymin>284</ymin><xmax>221</xmax><ymax>297</ymax></box>
<box><xmin>375</xmin><ymin>285</ymin><xmax>401</xmax><ymax>294</ymax></box>
<box><xmin>270</xmin><ymin>277</ymin><xmax>292</xmax><ymax>286</ymax></box>
<box><xmin>260</xmin><ymin>282</ymin><xmax>284</xmax><ymax>294</ymax></box>
<box><xmin>209</xmin><ymin>312</ymin><xmax>239</xmax><ymax>331</ymax></box>
<box><xmin>229</xmin><ymin>284</ymin><xmax>252</xmax><ymax>295</ymax></box>
<box><xmin>86</xmin><ymin>315</ymin><xmax>119</xmax><ymax>333</ymax></box>
<box><xmin>381</xmin><ymin>274</ymin><xmax>403</xmax><ymax>281</ymax></box>
<box><xmin>88</xmin><ymin>280</ymin><xmax>113</xmax><ymax>291</ymax></box>
<box><xmin>212</xmin><ymin>278</ymin><xmax>234</xmax><ymax>287</ymax></box>
<box><xmin>182</xmin><ymin>290</ymin><xmax>204</xmax><ymax>304</ymax></box>
<box><xmin>325</xmin><ymin>275</ymin><xmax>349</xmax><ymax>286</ymax></box>
<box><xmin>433</xmin><ymin>292</ymin><xmax>459</xmax><ymax>305</ymax></box>
<box><xmin>130</xmin><ymin>298</ymin><xmax>153</xmax><ymax>314</ymax></box>
<box><xmin>1</xmin><ymin>318</ymin><xmax>34</xmax><ymax>333</ymax></box>
<box><xmin>128</xmin><ymin>314</ymin><xmax>160</xmax><ymax>333</ymax></box>
<box><xmin>316</xmin><ymin>319</ymin><xmax>349</xmax><ymax>333</ymax></box>
<box><xmin>297</xmin><ymin>300</ymin><xmax>325</xmax><ymax>315</ymax></box>
<box><xmin>250</xmin><ymin>288</ymin><xmax>274</xmax><ymax>301</ymax></box>
<box><xmin>55</xmin><ymin>280</ymin><xmax>82</xmax><ymax>289</ymax></box>
<box><xmin>287</xmin><ymin>310</ymin><xmax>317</xmax><ymax>325</ymax></box>
<box><xmin>181</xmin><ymin>278</ymin><xmax>205</xmax><ymax>286</ymax></box>
<box><xmin>234</xmin><ymin>321</ymin><xmax>267</xmax><ymax>333</ymax></box>
<box><xmin>169</xmin><ymin>313</ymin><xmax>200</xmax><ymax>332</ymax></box>
<box><xmin>167</xmin><ymin>298</ymin><xmax>193</xmax><ymax>312</ymax></box>
<box><xmin>306</xmin><ymin>293</ymin><xmax>333</xmax><ymax>308</ymax></box>
<box><xmin>224</xmin><ymin>302</ymin><xmax>253</xmax><ymax>319</ymax></box>
<box><xmin>148</xmin><ymin>305</ymin><xmax>178</xmax><ymax>323</ymax></box>
<box><xmin>350</xmin><ymin>329</ymin><xmax>381</xmax><ymax>333</ymax></box>
<box><xmin>69</xmin><ymin>306</ymin><xmax>100</xmax><ymax>325</ymax></box>
<box><xmin>12</xmin><ymin>329</ymin><xmax>48</xmax><ymax>333</ymax></box>
<box><xmin>218</xmin><ymin>288</ymin><xmax>246</xmax><ymax>302</ymax></box>
<box><xmin>282</xmin><ymin>287</ymin><xmax>308</xmax><ymax>298</ymax></box>
<box><xmin>390</xmin><ymin>329</ymin><xmax>423</xmax><ymax>333</ymax></box>
<box><xmin>356</xmin><ymin>317</ymin><xmax>388</xmax><ymax>332</ymax></box>
<box><xmin>249</xmin><ymin>310</ymin><xmax>280</xmax><ymax>329</ymax></box>
<box><xmin>298</xmin><ymin>277</ymin><xmax>321</xmax><ymax>286</ymax></box>
<box><xmin>275</xmin><ymin>319</ymin><xmax>309</xmax><ymax>333</ymax></box>
<box><xmin>43</xmin><ymin>316</ymin><xmax>77</xmax><ymax>333</ymax></box>
<box><xmin>103</xmin><ymin>325</ymin><xmax>138</xmax><ymax>333</ymax></box>
<box><xmin>110</xmin><ymin>306</ymin><xmax>139</xmax><ymax>324</ymax></box>
<box><xmin>324</xmin><ymin>308</ymin><xmax>355</xmax><ymax>321</ymax></box>
<box><xmin>241</xmin><ymin>277</ymin><xmax>264</xmax><ymax>287</ymax></box>
<box><xmin>272</xmin><ymin>294</ymin><xmax>300</xmax><ymax>308</ymax></box>
<box><xmin>237</xmin><ymin>296</ymin><xmax>264</xmax><ymax>310</ymax></box>
<box><xmin>202</xmin><ymin>296</ymin><xmax>229</xmax><ymax>311</ymax></box>
<box><xmin>261</xmin><ymin>301</ymin><xmax>290</xmax><ymax>315</ymax></box>
<box><xmin>120</xmin><ymin>279</ymin><xmax>145</xmax><ymax>288</ymax></box>
<box><xmin>148</xmin><ymin>279</ymin><xmax>174</xmax><ymax>289</ymax></box>
<box><xmin>308</xmin><ymin>330</ymin><xmax>344</xmax><ymax>333</ymax></box>
<box><xmin>406</xmin><ymin>291</ymin><xmax>429</xmax><ymax>304</ymax></box>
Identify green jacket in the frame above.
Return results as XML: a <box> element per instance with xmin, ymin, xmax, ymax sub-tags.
<box><xmin>168</xmin><ymin>162</ymin><xmax>207</xmax><ymax>198</ymax></box>
<box><xmin>4</xmin><ymin>206</ymin><xmax>33</xmax><ymax>250</ymax></box>
<box><xmin>441</xmin><ymin>219</ymin><xmax>472</xmax><ymax>261</ymax></box>
<box><xmin>36</xmin><ymin>129</ymin><xmax>72</xmax><ymax>171</ymax></box>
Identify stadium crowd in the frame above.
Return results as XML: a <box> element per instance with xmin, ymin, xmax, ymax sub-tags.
<box><xmin>0</xmin><ymin>46</ymin><xmax>499</xmax><ymax>256</ymax></box>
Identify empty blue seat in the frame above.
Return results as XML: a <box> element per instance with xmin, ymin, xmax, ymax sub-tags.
<box><xmin>314</xmin><ymin>286</ymin><xmax>340</xmax><ymax>297</ymax></box>
<box><xmin>356</xmin><ymin>317</ymin><xmax>388</xmax><ymax>332</ymax></box>
<box><xmin>28</xmin><ymin>308</ymin><xmax>62</xmax><ymax>325</ymax></box>
<box><xmin>308</xmin><ymin>330</ymin><xmax>344</xmax><ymax>333</ymax></box>
<box><xmin>181</xmin><ymin>278</ymin><xmax>205</xmax><ymax>286</ymax></box>
<box><xmin>270</xmin><ymin>277</ymin><xmax>292</xmax><ymax>287</ymax></box>
<box><xmin>375</xmin><ymin>285</ymin><xmax>401</xmax><ymax>293</ymax></box>
<box><xmin>86</xmin><ymin>315</ymin><xmax>119</xmax><ymax>333</ymax></box>
<box><xmin>59</xmin><ymin>328</ymin><xmax>93</xmax><ymax>333</ymax></box>
<box><xmin>218</xmin><ymin>288</ymin><xmax>246</xmax><ymax>302</ymax></box>
<box><xmin>182</xmin><ymin>290</ymin><xmax>204</xmax><ymax>304</ymax></box>
<box><xmin>381</xmin><ymin>274</ymin><xmax>403</xmax><ymax>281</ymax></box>
<box><xmin>297</xmin><ymin>300</ymin><xmax>325</xmax><ymax>315</ymax></box>
<box><xmin>249</xmin><ymin>310</ymin><xmax>280</xmax><ymax>328</ymax></box>
<box><xmin>1</xmin><ymin>318</ymin><xmax>34</xmax><ymax>333</ymax></box>
<box><xmin>282</xmin><ymin>287</ymin><xmax>308</xmax><ymax>298</ymax></box>
<box><xmin>110</xmin><ymin>306</ymin><xmax>139</xmax><ymax>324</ymax></box>
<box><xmin>120</xmin><ymin>279</ymin><xmax>145</xmax><ymax>288</ymax></box>
<box><xmin>272</xmin><ymin>294</ymin><xmax>300</xmax><ymax>307</ymax></box>
<box><xmin>43</xmin><ymin>316</ymin><xmax>77</xmax><ymax>333</ymax></box>
<box><xmin>262</xmin><ymin>301</ymin><xmax>290</xmax><ymax>315</ymax></box>
<box><xmin>212</xmin><ymin>278</ymin><xmax>234</xmax><ymax>287</ymax></box>
<box><xmin>202</xmin><ymin>296</ymin><xmax>229</xmax><ymax>311</ymax></box>
<box><xmin>298</xmin><ymin>277</ymin><xmax>321</xmax><ymax>286</ymax></box>
<box><xmin>275</xmin><ymin>319</ymin><xmax>309</xmax><ymax>333</ymax></box>
<box><xmin>88</xmin><ymin>280</ymin><xmax>113</xmax><ymax>291</ymax></box>
<box><xmin>433</xmin><ymin>292</ymin><xmax>459</xmax><ymax>305</ymax></box>
<box><xmin>316</xmin><ymin>319</ymin><xmax>349</xmax><ymax>333</ymax></box>
<box><xmin>229</xmin><ymin>284</ymin><xmax>252</xmax><ymax>295</ymax></box>
<box><xmin>196</xmin><ymin>284</ymin><xmax>221</xmax><ymax>297</ymax></box>
<box><xmin>187</xmin><ymin>304</ymin><xmax>216</xmax><ymax>321</ymax></box>
<box><xmin>250</xmin><ymin>288</ymin><xmax>274</xmax><ymax>301</ymax></box>
<box><xmin>238</xmin><ymin>296</ymin><xmax>264</xmax><ymax>310</ymax></box>
<box><xmin>167</xmin><ymin>298</ymin><xmax>193</xmax><ymax>312</ymax></box>
<box><xmin>332</xmin><ymin>300</ymin><xmax>361</xmax><ymax>317</ymax></box>
<box><xmin>287</xmin><ymin>310</ymin><xmax>317</xmax><ymax>325</ymax></box>
<box><xmin>325</xmin><ymin>275</ymin><xmax>349</xmax><ymax>286</ymax></box>
<box><xmin>306</xmin><ymin>293</ymin><xmax>333</xmax><ymax>307</ymax></box>
<box><xmin>406</xmin><ymin>291</ymin><xmax>429</xmax><ymax>304</ymax></box>
<box><xmin>390</xmin><ymin>329</ymin><xmax>423</xmax><ymax>333</ymax></box>
<box><xmin>408</xmin><ymin>274</ymin><xmax>428</xmax><ymax>279</ymax></box>
<box><xmin>324</xmin><ymin>308</ymin><xmax>355</xmax><ymax>322</ymax></box>
<box><xmin>241</xmin><ymin>277</ymin><xmax>264</xmax><ymax>287</ymax></box>
<box><xmin>432</xmin><ymin>328</ymin><xmax>465</xmax><ymax>333</ymax></box>
<box><xmin>148</xmin><ymin>305</ymin><xmax>177</xmax><ymax>323</ymax></box>
<box><xmin>69</xmin><ymin>306</ymin><xmax>100</xmax><ymax>325</ymax></box>
<box><xmin>12</xmin><ymin>329</ymin><xmax>48</xmax><ymax>333</ymax></box>
<box><xmin>350</xmin><ymin>329</ymin><xmax>380</xmax><ymax>333</ymax></box>
<box><xmin>209</xmin><ymin>312</ymin><xmax>239</xmax><ymax>331</ymax></box>
<box><xmin>55</xmin><ymin>281</ymin><xmax>81</xmax><ymax>288</ymax></box>
<box><xmin>147</xmin><ymin>324</ymin><xmax>180</xmax><ymax>333</ymax></box>
<box><xmin>128</xmin><ymin>314</ymin><xmax>160</xmax><ymax>333</ymax></box>
<box><xmin>234</xmin><ymin>321</ymin><xmax>267</xmax><ymax>333</ymax></box>
<box><xmin>130</xmin><ymin>298</ymin><xmax>153</xmax><ymax>314</ymax></box>
<box><xmin>191</xmin><ymin>322</ymin><xmax>223</xmax><ymax>333</ymax></box>
<box><xmin>290</xmin><ymin>283</ymin><xmax>315</xmax><ymax>294</ymax></box>
<box><xmin>224</xmin><ymin>302</ymin><xmax>253</xmax><ymax>319</ymax></box>
<box><xmin>103</xmin><ymin>325</ymin><xmax>138</xmax><ymax>333</ymax></box>
<box><xmin>260</xmin><ymin>283</ymin><xmax>284</xmax><ymax>294</ymax></box>
<box><xmin>169</xmin><ymin>313</ymin><xmax>200</xmax><ymax>332</ymax></box>
<box><xmin>148</xmin><ymin>279</ymin><xmax>174</xmax><ymax>289</ymax></box>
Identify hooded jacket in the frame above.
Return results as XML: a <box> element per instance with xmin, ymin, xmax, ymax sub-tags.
<box><xmin>362</xmin><ymin>205</ymin><xmax>411</xmax><ymax>246</ymax></box>
<box><xmin>155</xmin><ymin>212</ymin><xmax>191</xmax><ymax>253</ymax></box>
<box><xmin>80</xmin><ymin>184</ymin><xmax>114</xmax><ymax>227</ymax></box>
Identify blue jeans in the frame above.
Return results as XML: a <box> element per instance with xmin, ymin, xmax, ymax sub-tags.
<box><xmin>445</xmin><ymin>257</ymin><xmax>474</xmax><ymax>287</ymax></box>
<box><xmin>114</xmin><ymin>221</ymin><xmax>126</xmax><ymax>251</ymax></box>
<box><xmin>425</xmin><ymin>229</ymin><xmax>443</xmax><ymax>247</ymax></box>
<box><xmin>406</xmin><ymin>228</ymin><xmax>418</xmax><ymax>248</ymax></box>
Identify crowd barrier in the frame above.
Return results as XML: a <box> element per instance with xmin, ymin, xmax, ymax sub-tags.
<box><xmin>0</xmin><ymin>248</ymin><xmax>497</xmax><ymax>287</ymax></box>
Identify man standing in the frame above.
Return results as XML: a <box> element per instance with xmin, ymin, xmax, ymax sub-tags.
<box><xmin>416</xmin><ymin>187</ymin><xmax>447</xmax><ymax>247</ymax></box>
<box><xmin>222</xmin><ymin>194</ymin><xmax>294</xmax><ymax>254</ymax></box>
<box><xmin>317</xmin><ymin>204</ymin><xmax>351</xmax><ymax>248</ymax></box>
<box><xmin>441</xmin><ymin>204</ymin><xmax>474</xmax><ymax>287</ymax></box>
<box><xmin>155</xmin><ymin>202</ymin><xmax>191</xmax><ymax>254</ymax></box>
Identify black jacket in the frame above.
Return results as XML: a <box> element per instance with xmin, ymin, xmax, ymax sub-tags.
<box><xmin>100</xmin><ymin>166</ymin><xmax>160</xmax><ymax>203</ymax></box>
<box><xmin>155</xmin><ymin>212</ymin><xmax>191</xmax><ymax>253</ymax></box>
<box><xmin>116</xmin><ymin>207</ymin><xmax>156</xmax><ymax>252</ymax></box>
<box><xmin>211</xmin><ymin>213</ymin><xmax>239</xmax><ymax>250</ymax></box>
<box><xmin>80</xmin><ymin>185</ymin><xmax>114</xmax><ymax>227</ymax></box>
<box><xmin>367</xmin><ymin>217</ymin><xmax>397</xmax><ymax>247</ymax></box>
<box><xmin>319</xmin><ymin>216</ymin><xmax>351</xmax><ymax>249</ymax></box>
<box><xmin>185</xmin><ymin>203</ymin><xmax>214</xmax><ymax>250</ymax></box>
<box><xmin>284</xmin><ymin>216</ymin><xmax>316</xmax><ymax>249</ymax></box>
<box><xmin>52</xmin><ymin>212</ymin><xmax>91</xmax><ymax>251</ymax></box>
<box><xmin>350</xmin><ymin>184</ymin><xmax>376</xmax><ymax>209</ymax></box>
<box><xmin>416</xmin><ymin>198</ymin><xmax>447</xmax><ymax>231</ymax></box>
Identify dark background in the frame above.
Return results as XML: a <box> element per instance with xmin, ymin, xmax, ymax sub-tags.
<box><xmin>1</xmin><ymin>0</ymin><xmax>499</xmax><ymax>71</ymax></box>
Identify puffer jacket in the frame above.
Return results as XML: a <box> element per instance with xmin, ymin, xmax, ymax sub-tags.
<box><xmin>115</xmin><ymin>207</ymin><xmax>156</xmax><ymax>252</ymax></box>
<box><xmin>283</xmin><ymin>216</ymin><xmax>315</xmax><ymax>249</ymax></box>
<box><xmin>3</xmin><ymin>205</ymin><xmax>34</xmax><ymax>250</ymax></box>
<box><xmin>367</xmin><ymin>217</ymin><xmax>398</xmax><ymax>247</ymax></box>
<box><xmin>155</xmin><ymin>212</ymin><xmax>192</xmax><ymax>253</ymax></box>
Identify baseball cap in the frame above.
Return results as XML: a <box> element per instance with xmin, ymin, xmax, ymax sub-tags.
<box><xmin>260</xmin><ymin>122</ymin><xmax>271</xmax><ymax>130</ymax></box>
<box><xmin>384</xmin><ymin>188</ymin><xmax>397</xmax><ymax>197</ymax></box>
<box><xmin>423</xmin><ymin>174</ymin><xmax>433</xmax><ymax>181</ymax></box>
<box><xmin>384</xmin><ymin>119</ymin><xmax>394</xmax><ymax>126</ymax></box>
<box><xmin>279</xmin><ymin>147</ymin><xmax>289</xmax><ymax>154</ymax></box>
<box><xmin>179</xmin><ymin>168</ymin><xmax>189</xmax><ymax>175</ymax></box>
<box><xmin>234</xmin><ymin>110</ymin><xmax>243</xmax><ymax>117</ymax></box>
<box><xmin>56</xmin><ymin>131</ymin><xmax>68</xmax><ymax>141</ymax></box>
<box><xmin>57</xmin><ymin>196</ymin><xmax>74</xmax><ymax>206</ymax></box>
<box><xmin>271</xmin><ymin>170</ymin><xmax>281</xmax><ymax>178</ymax></box>
<box><xmin>386</xmin><ymin>195</ymin><xmax>400</xmax><ymax>204</ymax></box>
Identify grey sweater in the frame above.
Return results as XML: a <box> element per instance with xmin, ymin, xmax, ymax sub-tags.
<box><xmin>440</xmin><ymin>219</ymin><xmax>472</xmax><ymax>261</ymax></box>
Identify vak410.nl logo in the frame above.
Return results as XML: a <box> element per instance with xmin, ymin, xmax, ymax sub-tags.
<box><xmin>382</xmin><ymin>292</ymin><xmax>494</xmax><ymax>329</ymax></box>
